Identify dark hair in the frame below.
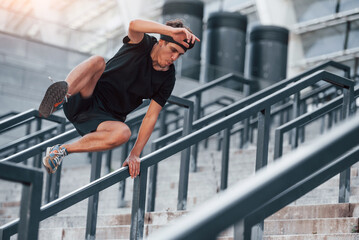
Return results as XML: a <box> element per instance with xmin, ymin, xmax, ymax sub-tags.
<box><xmin>166</xmin><ymin>19</ymin><xmax>193</xmax><ymax>33</ymax></box>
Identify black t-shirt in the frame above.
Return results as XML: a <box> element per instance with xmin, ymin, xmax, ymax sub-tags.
<box><xmin>94</xmin><ymin>34</ymin><xmax>176</xmax><ymax>120</ymax></box>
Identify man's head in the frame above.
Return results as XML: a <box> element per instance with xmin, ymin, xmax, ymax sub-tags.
<box><xmin>155</xmin><ymin>19</ymin><xmax>195</xmax><ymax>68</ymax></box>
<box><xmin>162</xmin><ymin>20</ymin><xmax>195</xmax><ymax>50</ymax></box>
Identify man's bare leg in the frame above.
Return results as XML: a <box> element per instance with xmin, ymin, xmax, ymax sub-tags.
<box><xmin>39</xmin><ymin>55</ymin><xmax>105</xmax><ymax>117</ymax></box>
<box><xmin>42</xmin><ymin>121</ymin><xmax>131</xmax><ymax>174</ymax></box>
<box><xmin>65</xmin><ymin>55</ymin><xmax>106</xmax><ymax>98</ymax></box>
<box><xmin>62</xmin><ymin>121</ymin><xmax>131</xmax><ymax>153</ymax></box>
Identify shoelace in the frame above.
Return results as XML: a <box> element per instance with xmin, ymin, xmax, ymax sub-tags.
<box><xmin>48</xmin><ymin>76</ymin><xmax>55</xmax><ymax>84</ymax></box>
<box><xmin>64</xmin><ymin>93</ymin><xmax>71</xmax><ymax>103</ymax></box>
<box><xmin>51</xmin><ymin>146</ymin><xmax>67</xmax><ymax>165</ymax></box>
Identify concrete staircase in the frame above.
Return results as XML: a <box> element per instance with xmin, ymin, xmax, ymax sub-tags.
<box><xmin>264</xmin><ymin>203</ymin><xmax>359</xmax><ymax>240</ymax></box>
<box><xmin>2</xmin><ymin>130</ymin><xmax>359</xmax><ymax>239</ymax></box>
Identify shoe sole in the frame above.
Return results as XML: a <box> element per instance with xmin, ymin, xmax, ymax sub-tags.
<box><xmin>39</xmin><ymin>81</ymin><xmax>68</xmax><ymax>118</ymax></box>
<box><xmin>42</xmin><ymin>147</ymin><xmax>55</xmax><ymax>174</ymax></box>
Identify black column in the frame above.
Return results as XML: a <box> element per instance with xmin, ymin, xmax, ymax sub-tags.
<box><xmin>162</xmin><ymin>0</ymin><xmax>204</xmax><ymax>80</ymax></box>
<box><xmin>248</xmin><ymin>25</ymin><xmax>289</xmax><ymax>92</ymax></box>
<box><xmin>206</xmin><ymin>11</ymin><xmax>247</xmax><ymax>89</ymax></box>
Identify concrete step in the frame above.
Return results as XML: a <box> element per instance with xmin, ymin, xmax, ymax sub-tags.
<box><xmin>260</xmin><ymin>204</ymin><xmax>359</xmax><ymax>239</ymax></box>
<box><xmin>264</xmin><ymin>217</ymin><xmax>359</xmax><ymax>235</ymax></box>
<box><xmin>37</xmin><ymin>219</ymin><xmax>232</xmax><ymax>240</ymax></box>
<box><xmin>2</xmin><ymin>147</ymin><xmax>359</xmax><ymax>217</ymax></box>
<box><xmin>268</xmin><ymin>203</ymin><xmax>359</xmax><ymax>220</ymax></box>
<box><xmin>37</xmin><ymin>211</ymin><xmax>188</xmax><ymax>229</ymax></box>
<box><xmin>31</xmin><ymin>204</ymin><xmax>359</xmax><ymax>240</ymax></box>
<box><xmin>37</xmin><ymin>225</ymin><xmax>233</xmax><ymax>240</ymax></box>
<box><xmin>263</xmin><ymin>233</ymin><xmax>359</xmax><ymax>240</ymax></box>
<box><xmin>35</xmin><ymin>210</ymin><xmax>191</xmax><ymax>240</ymax></box>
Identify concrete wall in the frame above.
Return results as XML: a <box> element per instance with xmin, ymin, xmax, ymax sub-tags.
<box><xmin>0</xmin><ymin>31</ymin><xmax>91</xmax><ymax>115</ymax></box>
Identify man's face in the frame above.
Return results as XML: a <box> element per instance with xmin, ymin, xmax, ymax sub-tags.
<box><xmin>158</xmin><ymin>40</ymin><xmax>185</xmax><ymax>68</ymax></box>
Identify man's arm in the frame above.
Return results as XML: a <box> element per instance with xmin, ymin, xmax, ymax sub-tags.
<box><xmin>122</xmin><ymin>99</ymin><xmax>162</xmax><ymax>178</ymax></box>
<box><xmin>127</xmin><ymin>19</ymin><xmax>200</xmax><ymax>46</ymax></box>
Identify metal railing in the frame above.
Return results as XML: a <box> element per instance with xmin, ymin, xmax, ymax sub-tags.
<box><xmin>0</xmin><ymin>111</ymin><xmax>18</xmax><ymax>120</ymax></box>
<box><xmin>0</xmin><ymin>70</ymin><xmax>354</xmax><ymax>240</ymax></box>
<box><xmin>0</xmin><ymin>109</ymin><xmax>65</xmax><ymax>134</ymax></box>
<box><xmin>0</xmin><ymin>95</ymin><xmax>194</xmax><ymax>239</ymax></box>
<box><xmin>151</xmin><ymin>60</ymin><xmax>350</xmax><ymax>156</ymax></box>
<box><xmin>0</xmin><ymin>109</ymin><xmax>67</xmax><ymax>203</ymax></box>
<box><xmin>150</xmin><ymin>113</ymin><xmax>359</xmax><ymax>240</ymax></box>
<box><xmin>116</xmin><ymin>95</ymin><xmax>194</xmax><ymax>208</ymax></box>
<box><xmin>145</xmin><ymin>61</ymin><xmax>352</xmax><ymax>212</ymax></box>
<box><xmin>216</xmin><ymin>81</ymin><xmax>340</xmax><ymax>151</ymax></box>
<box><xmin>274</xmin><ymin>85</ymin><xmax>359</xmax><ymax>160</ymax></box>
<box><xmin>0</xmin><ymin>122</ymin><xmax>73</xmax><ymax>158</ymax></box>
<box><xmin>0</xmin><ymin>162</ymin><xmax>43</xmax><ymax>240</ymax></box>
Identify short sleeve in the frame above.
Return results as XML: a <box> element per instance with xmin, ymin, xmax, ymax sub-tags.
<box><xmin>152</xmin><ymin>72</ymin><xmax>176</xmax><ymax>107</ymax></box>
<box><xmin>121</xmin><ymin>34</ymin><xmax>152</xmax><ymax>52</ymax></box>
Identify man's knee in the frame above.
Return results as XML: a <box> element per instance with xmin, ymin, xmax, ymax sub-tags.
<box><xmin>121</xmin><ymin>126</ymin><xmax>132</xmax><ymax>143</ymax></box>
<box><xmin>90</xmin><ymin>55</ymin><xmax>105</xmax><ymax>72</ymax></box>
<box><xmin>107</xmin><ymin>126</ymin><xmax>131</xmax><ymax>147</ymax></box>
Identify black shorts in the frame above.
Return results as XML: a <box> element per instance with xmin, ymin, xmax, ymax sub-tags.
<box><xmin>63</xmin><ymin>94</ymin><xmax>126</xmax><ymax>136</ymax></box>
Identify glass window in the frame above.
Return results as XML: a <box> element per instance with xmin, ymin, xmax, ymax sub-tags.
<box><xmin>348</xmin><ymin>20</ymin><xmax>359</xmax><ymax>50</ymax></box>
<box><xmin>293</xmin><ymin>0</ymin><xmax>337</xmax><ymax>23</ymax></box>
<box><xmin>339</xmin><ymin>0</ymin><xmax>359</xmax><ymax>12</ymax></box>
<box><xmin>301</xmin><ymin>23</ymin><xmax>346</xmax><ymax>58</ymax></box>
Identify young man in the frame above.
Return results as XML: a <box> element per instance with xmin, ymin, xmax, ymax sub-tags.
<box><xmin>39</xmin><ymin>19</ymin><xmax>200</xmax><ymax>178</ymax></box>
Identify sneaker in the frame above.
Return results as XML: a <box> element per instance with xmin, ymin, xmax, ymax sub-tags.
<box><xmin>42</xmin><ymin>144</ymin><xmax>68</xmax><ymax>174</ymax></box>
<box><xmin>39</xmin><ymin>81</ymin><xmax>69</xmax><ymax>118</ymax></box>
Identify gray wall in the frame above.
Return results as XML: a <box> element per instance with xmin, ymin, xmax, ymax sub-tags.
<box><xmin>0</xmin><ymin>32</ymin><xmax>91</xmax><ymax>115</ymax></box>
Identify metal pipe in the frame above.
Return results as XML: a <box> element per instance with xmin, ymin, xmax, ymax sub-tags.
<box><xmin>86</xmin><ymin>152</ymin><xmax>102</xmax><ymax>239</ymax></box>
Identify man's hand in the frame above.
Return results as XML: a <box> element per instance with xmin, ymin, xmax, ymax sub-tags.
<box><xmin>170</xmin><ymin>28</ymin><xmax>200</xmax><ymax>48</ymax></box>
<box><xmin>122</xmin><ymin>152</ymin><xmax>140</xmax><ymax>178</ymax></box>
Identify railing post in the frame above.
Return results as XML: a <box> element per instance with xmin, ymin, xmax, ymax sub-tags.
<box><xmin>19</xmin><ymin>171</ymin><xmax>43</xmax><ymax>240</ymax></box>
<box><xmin>159</xmin><ymin>109</ymin><xmax>168</xmax><ymax>137</ymax></box>
<box><xmin>130</xmin><ymin>168</ymin><xmax>148</xmax><ymax>240</ymax></box>
<box><xmin>24</xmin><ymin>122</ymin><xmax>31</xmax><ymax>165</ymax></box>
<box><xmin>220</xmin><ymin>127</ymin><xmax>231</xmax><ymax>190</ymax></box>
<box><xmin>118</xmin><ymin>141</ymin><xmax>129</xmax><ymax>208</ymax></box>
<box><xmin>255</xmin><ymin>107</ymin><xmax>271</xmax><ymax>171</ymax></box>
<box><xmin>291</xmin><ymin>92</ymin><xmax>300</xmax><ymax>149</ymax></box>
<box><xmin>44</xmin><ymin>173</ymin><xmax>53</xmax><ymax>204</ymax></box>
<box><xmin>177</xmin><ymin>102</ymin><xmax>193</xmax><ymax>210</ymax></box>
<box><xmin>328</xmin><ymin>111</ymin><xmax>334</xmax><ymax>129</ymax></box>
<box><xmin>105</xmin><ymin>150</ymin><xmax>112</xmax><ymax>174</ymax></box>
<box><xmin>240</xmin><ymin>81</ymin><xmax>251</xmax><ymax>149</ymax></box>
<box><xmin>299</xmin><ymin>101</ymin><xmax>306</xmax><ymax>143</ymax></box>
<box><xmin>53</xmin><ymin>123</ymin><xmax>66</xmax><ymax>200</ymax></box>
<box><xmin>147</xmin><ymin>110</ymin><xmax>168</xmax><ymax>212</ymax></box>
<box><xmin>233</xmin><ymin>220</ymin><xmax>245</xmax><ymax>240</ymax></box>
<box><xmin>147</xmin><ymin>143</ymin><xmax>159</xmax><ymax>212</ymax></box>
<box><xmin>190</xmin><ymin>93</ymin><xmax>202</xmax><ymax>172</ymax></box>
<box><xmin>0</xmin><ymin>228</ymin><xmax>10</xmax><ymax>240</ymax></box>
<box><xmin>33</xmin><ymin>118</ymin><xmax>42</xmax><ymax>168</ymax></box>
<box><xmin>253</xmin><ymin>107</ymin><xmax>270</xmax><ymax>240</ymax></box>
<box><xmin>320</xmin><ymin>113</ymin><xmax>326</xmax><ymax>134</ymax></box>
<box><xmin>249</xmin><ymin>115</ymin><xmax>256</xmax><ymax>144</ymax></box>
<box><xmin>45</xmin><ymin>122</ymin><xmax>66</xmax><ymax>203</ymax></box>
<box><xmin>86</xmin><ymin>152</ymin><xmax>102</xmax><ymax>240</ymax></box>
<box><xmin>279</xmin><ymin>100</ymin><xmax>286</xmax><ymax>126</ymax></box>
<box><xmin>273</xmin><ymin>129</ymin><xmax>283</xmax><ymax>160</ymax></box>
<box><xmin>241</xmin><ymin>118</ymin><xmax>250</xmax><ymax>148</ymax></box>
<box><xmin>338</xmin><ymin>86</ymin><xmax>354</xmax><ymax>203</ymax></box>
